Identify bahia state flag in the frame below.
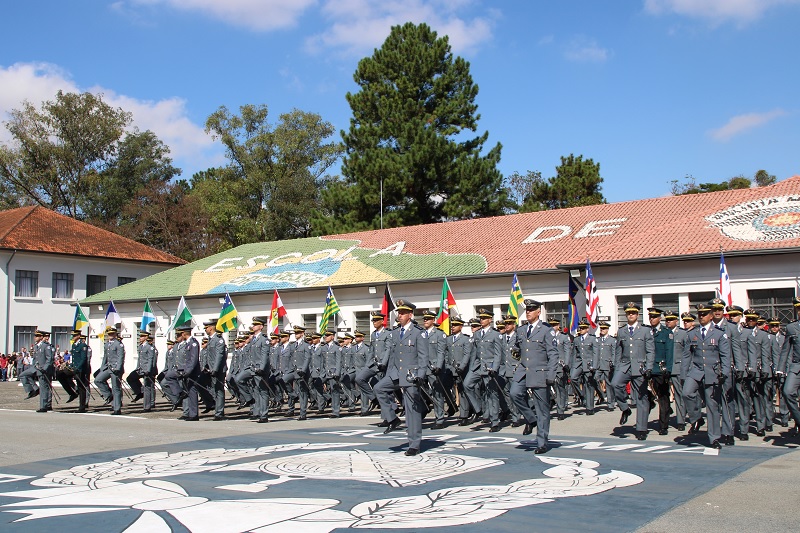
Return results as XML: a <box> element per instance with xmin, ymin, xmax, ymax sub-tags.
<box><xmin>216</xmin><ymin>293</ymin><xmax>239</xmax><ymax>333</ymax></box>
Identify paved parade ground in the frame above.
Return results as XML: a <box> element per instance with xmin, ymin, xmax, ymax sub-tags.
<box><xmin>0</xmin><ymin>381</ymin><xmax>798</xmax><ymax>533</ymax></box>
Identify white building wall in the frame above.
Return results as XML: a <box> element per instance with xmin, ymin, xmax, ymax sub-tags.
<box><xmin>0</xmin><ymin>250</ymin><xmax>178</xmax><ymax>357</ymax></box>
<box><xmin>92</xmin><ymin>251</ymin><xmax>800</xmax><ymax>372</ymax></box>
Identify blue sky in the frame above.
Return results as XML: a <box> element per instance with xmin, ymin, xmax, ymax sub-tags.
<box><xmin>1</xmin><ymin>0</ymin><xmax>798</xmax><ymax>203</ymax></box>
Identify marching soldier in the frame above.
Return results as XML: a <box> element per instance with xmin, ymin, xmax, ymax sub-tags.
<box><xmin>460</xmin><ymin>318</ymin><xmax>485</xmax><ymax>424</ymax></box>
<box><xmin>744</xmin><ymin>309</ymin><xmax>771</xmax><ymax>436</ymax></box>
<box><xmin>473</xmin><ymin>307</ymin><xmax>503</xmax><ymax>432</ymax></box>
<box><xmin>126</xmin><ymin>330</ymin><xmax>157</xmax><ymax>412</ymax></box>
<box><xmin>777</xmin><ymin>298</ymin><xmax>800</xmax><ymax>436</ymax></box>
<box><xmin>339</xmin><ymin>332</ymin><xmax>358</xmax><ymax>412</ymax></box>
<box><xmin>422</xmin><ymin>309</ymin><xmax>450</xmax><ymax>429</ymax></box>
<box><xmin>512</xmin><ymin>299</ymin><xmax>559</xmax><ymax>453</ymax></box>
<box><xmin>447</xmin><ymin>316</ymin><xmax>474</xmax><ymax>425</ymax></box>
<box><xmin>70</xmin><ymin>330</ymin><xmax>91</xmax><ymax>412</ymax></box>
<box><xmin>203</xmin><ymin>318</ymin><xmax>228</xmax><ymax>420</ymax></box>
<box><xmin>288</xmin><ymin>326</ymin><xmax>311</xmax><ymax>420</ymax></box>
<box><xmin>309</xmin><ymin>332</ymin><xmax>326</xmax><ymax>413</ymax></box>
<box><xmin>668</xmin><ymin>311</ymin><xmax>691</xmax><ymax>431</ymax></box>
<box><xmin>649</xmin><ymin>308</ymin><xmax>673</xmax><ymax>435</ymax></box>
<box><xmin>711</xmin><ymin>299</ymin><xmax>742</xmax><ymax>445</ymax></box>
<box><xmin>343</xmin><ymin>331</ymin><xmax>362</xmax><ymax>413</ymax></box>
<box><xmin>769</xmin><ymin>316</ymin><xmax>788</xmax><ymax>428</ymax></box>
<box><xmin>94</xmin><ymin>327</ymin><xmax>125</xmax><ymax>415</ymax></box>
<box><xmin>163</xmin><ymin>324</ymin><xmax>200</xmax><ymax>420</ymax></box>
<box><xmin>374</xmin><ymin>299</ymin><xmax>429</xmax><ymax>456</ymax></box>
<box><xmin>20</xmin><ymin>329</ymin><xmax>55</xmax><ymax>412</ymax></box>
<box><xmin>592</xmin><ymin>320</ymin><xmax>617</xmax><ymax>413</ymax></box>
<box><xmin>321</xmin><ymin>330</ymin><xmax>343</xmax><ymax>418</ymax></box>
<box><xmin>55</xmin><ymin>332</ymin><xmax>81</xmax><ymax>405</ymax></box>
<box><xmin>614</xmin><ymin>302</ymin><xmax>655</xmax><ymax>440</ymax></box>
<box><xmin>571</xmin><ymin>319</ymin><xmax>597</xmax><ymax>415</ymax></box>
<box><xmin>682</xmin><ymin>302</ymin><xmax>731</xmax><ymax>449</ymax></box>
<box><xmin>355</xmin><ymin>311</ymin><xmax>388</xmax><ymax>416</ymax></box>
<box><xmin>501</xmin><ymin>314</ymin><xmax>524</xmax><ymax>427</ymax></box>
<box><xmin>248</xmin><ymin>317</ymin><xmax>271</xmax><ymax>423</ymax></box>
<box><xmin>549</xmin><ymin>318</ymin><xmax>572</xmax><ymax>420</ymax></box>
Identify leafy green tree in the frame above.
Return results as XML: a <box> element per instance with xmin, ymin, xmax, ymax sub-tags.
<box><xmin>313</xmin><ymin>22</ymin><xmax>508</xmax><ymax>234</ymax></box>
<box><xmin>671</xmin><ymin>174</ymin><xmax>754</xmax><ymax>195</ymax></box>
<box><xmin>509</xmin><ymin>154</ymin><xmax>605</xmax><ymax>212</ymax></box>
<box><xmin>204</xmin><ymin>105</ymin><xmax>343</xmax><ymax>243</ymax></box>
<box><xmin>0</xmin><ymin>91</ymin><xmax>130</xmax><ymax>218</ymax></box>
<box><xmin>754</xmin><ymin>169</ymin><xmax>777</xmax><ymax>187</ymax></box>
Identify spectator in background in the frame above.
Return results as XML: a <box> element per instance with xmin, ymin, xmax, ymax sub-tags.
<box><xmin>8</xmin><ymin>353</ymin><xmax>18</xmax><ymax>381</ymax></box>
<box><xmin>0</xmin><ymin>353</ymin><xmax>7</xmax><ymax>381</ymax></box>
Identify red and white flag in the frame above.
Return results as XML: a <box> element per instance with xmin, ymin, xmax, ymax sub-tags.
<box><xmin>269</xmin><ymin>290</ymin><xmax>287</xmax><ymax>334</ymax></box>
<box><xmin>719</xmin><ymin>252</ymin><xmax>733</xmax><ymax>307</ymax></box>
<box><xmin>585</xmin><ymin>259</ymin><xmax>599</xmax><ymax>328</ymax></box>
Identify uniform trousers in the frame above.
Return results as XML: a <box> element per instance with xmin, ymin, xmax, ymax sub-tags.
<box><xmin>613</xmin><ymin>371</ymin><xmax>650</xmax><ymax>432</ymax></box>
<box><xmin>95</xmin><ymin>368</ymin><xmax>123</xmax><ymax>412</ymax></box>
<box><xmin>683</xmin><ymin>377</ymin><xmax>723</xmax><ymax>444</ymax></box>
<box><xmin>510</xmin><ymin>380</ymin><xmax>551</xmax><ymax>449</ymax></box>
<box><xmin>374</xmin><ymin>376</ymin><xmax>425</xmax><ymax>449</ymax></box>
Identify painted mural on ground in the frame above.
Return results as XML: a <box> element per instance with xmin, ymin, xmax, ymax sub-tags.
<box><xmin>0</xmin><ymin>443</ymin><xmax>642</xmax><ymax>532</ymax></box>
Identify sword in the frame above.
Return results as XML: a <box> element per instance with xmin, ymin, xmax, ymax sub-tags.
<box><xmin>428</xmin><ymin>363</ymin><xmax>457</xmax><ymax>416</ymax></box>
<box><xmin>36</xmin><ymin>364</ymin><xmax>61</xmax><ymax>404</ymax></box>
<box><xmin>407</xmin><ymin>368</ymin><xmax>434</xmax><ymax>409</ymax></box>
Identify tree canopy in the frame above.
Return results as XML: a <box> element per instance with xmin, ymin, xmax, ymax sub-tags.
<box><xmin>508</xmin><ymin>154</ymin><xmax>605</xmax><ymax>212</ymax></box>
<box><xmin>313</xmin><ymin>22</ymin><xmax>508</xmax><ymax>234</ymax></box>
<box><xmin>670</xmin><ymin>169</ymin><xmax>777</xmax><ymax>195</ymax></box>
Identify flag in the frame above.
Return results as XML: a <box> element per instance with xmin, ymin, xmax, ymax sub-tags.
<box><xmin>568</xmin><ymin>276</ymin><xmax>580</xmax><ymax>335</ymax></box>
<box><xmin>105</xmin><ymin>301</ymin><xmax>121</xmax><ymax>329</ymax></box>
<box><xmin>508</xmin><ymin>273</ymin><xmax>523</xmax><ymax>322</ymax></box>
<box><xmin>169</xmin><ymin>296</ymin><xmax>193</xmax><ymax>330</ymax></box>
<box><xmin>719</xmin><ymin>252</ymin><xmax>733</xmax><ymax>307</ymax></box>
<box><xmin>140</xmin><ymin>299</ymin><xmax>156</xmax><ymax>331</ymax></box>
<box><xmin>217</xmin><ymin>293</ymin><xmax>238</xmax><ymax>332</ymax></box>
<box><xmin>585</xmin><ymin>259</ymin><xmax>599</xmax><ymax>328</ymax></box>
<box><xmin>435</xmin><ymin>278</ymin><xmax>459</xmax><ymax>335</ymax></box>
<box><xmin>381</xmin><ymin>282</ymin><xmax>395</xmax><ymax>329</ymax></box>
<box><xmin>319</xmin><ymin>286</ymin><xmax>340</xmax><ymax>333</ymax></box>
<box><xmin>269</xmin><ymin>290</ymin><xmax>287</xmax><ymax>335</ymax></box>
<box><xmin>72</xmin><ymin>304</ymin><xmax>89</xmax><ymax>332</ymax></box>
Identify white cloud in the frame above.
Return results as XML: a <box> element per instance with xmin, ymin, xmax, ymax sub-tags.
<box><xmin>644</xmin><ymin>0</ymin><xmax>800</xmax><ymax>25</ymax></box>
<box><xmin>708</xmin><ymin>109</ymin><xmax>787</xmax><ymax>141</ymax></box>
<box><xmin>306</xmin><ymin>0</ymin><xmax>498</xmax><ymax>56</ymax></box>
<box><xmin>0</xmin><ymin>62</ymin><xmax>221</xmax><ymax>175</ymax></box>
<box><xmin>563</xmin><ymin>37</ymin><xmax>609</xmax><ymax>63</ymax></box>
<box><xmin>131</xmin><ymin>0</ymin><xmax>317</xmax><ymax>31</ymax></box>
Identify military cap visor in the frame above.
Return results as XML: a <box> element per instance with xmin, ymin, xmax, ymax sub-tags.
<box><xmin>279</xmin><ymin>331</ymin><xmax>290</xmax><ymax>337</ymax></box>
<box><xmin>71</xmin><ymin>329</ymin><xmax>82</xmax><ymax>336</ymax></box>
<box><xmin>293</xmin><ymin>325</ymin><xmax>307</xmax><ymax>332</ymax></box>
<box><xmin>202</xmin><ymin>318</ymin><xmax>218</xmax><ymax>327</ymax></box>
<box><xmin>395</xmin><ymin>299</ymin><xmax>416</xmax><ymax>312</ymax></box>
<box><xmin>476</xmin><ymin>308</ymin><xmax>493</xmax><ymax>318</ymax></box>
<box><xmin>793</xmin><ymin>296</ymin><xmax>800</xmax><ymax>307</ymax></box>
<box><xmin>547</xmin><ymin>318</ymin><xmax>560</xmax><ymax>325</ymax></box>
<box><xmin>624</xmin><ymin>302</ymin><xmax>641</xmax><ymax>313</ymax></box>
<box><xmin>598</xmin><ymin>322</ymin><xmax>610</xmax><ymax>329</ymax></box>
<box><xmin>175</xmin><ymin>325</ymin><xmax>192</xmax><ymax>332</ymax></box>
<box><xmin>371</xmin><ymin>313</ymin><xmax>385</xmax><ymax>320</ymax></box>
<box><xmin>166</xmin><ymin>340</ymin><xmax>175</xmax><ymax>345</ymax></box>
<box><xmin>709</xmin><ymin>298</ymin><xmax>726</xmax><ymax>309</ymax></box>
<box><xmin>450</xmin><ymin>318</ymin><xmax>465</xmax><ymax>326</ymax></box>
<box><xmin>354</xmin><ymin>330</ymin><xmax>366</xmax><ymax>337</ymax></box>
<box><xmin>269</xmin><ymin>333</ymin><xmax>279</xmax><ymax>339</ymax></box>
<box><xmin>523</xmin><ymin>299</ymin><xmax>541</xmax><ymax>310</ymax></box>
<box><xmin>105</xmin><ymin>327</ymin><xmax>118</xmax><ymax>334</ymax></box>
<box><xmin>769</xmin><ymin>318</ymin><xmax>781</xmax><ymax>325</ymax></box>
<box><xmin>138</xmin><ymin>330</ymin><xmax>149</xmax><ymax>336</ymax></box>
<box><xmin>744</xmin><ymin>309</ymin><xmax>760</xmax><ymax>319</ymax></box>
<box><xmin>663</xmin><ymin>310</ymin><xmax>679</xmax><ymax>320</ymax></box>
<box><xmin>311</xmin><ymin>332</ymin><xmax>322</xmax><ymax>339</ymax></box>
<box><xmin>647</xmin><ymin>307</ymin><xmax>663</xmax><ymax>316</ymax></box>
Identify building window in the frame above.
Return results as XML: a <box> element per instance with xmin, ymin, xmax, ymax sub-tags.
<box><xmin>687</xmin><ymin>291</ymin><xmax>716</xmax><ymax>314</ymax></box>
<box><xmin>544</xmin><ymin>301</ymin><xmax>570</xmax><ymax>329</ymax></box>
<box><xmin>748</xmin><ymin>288</ymin><xmax>794</xmax><ymax>324</ymax></box>
<box><xmin>118</xmin><ymin>276</ymin><xmax>136</xmax><ymax>286</ymax></box>
<box><xmin>355</xmin><ymin>311</ymin><xmax>370</xmax><ymax>333</ymax></box>
<box><xmin>86</xmin><ymin>275</ymin><xmax>106</xmax><ymax>297</ymax></box>
<box><xmin>14</xmin><ymin>326</ymin><xmax>35</xmax><ymax>352</ymax></box>
<box><xmin>51</xmin><ymin>326</ymin><xmax>71</xmax><ymax>355</ymax></box>
<box><xmin>617</xmin><ymin>295</ymin><xmax>643</xmax><ymax>326</ymax></box>
<box><xmin>650</xmin><ymin>293</ymin><xmax>679</xmax><ymax>325</ymax></box>
<box><xmin>52</xmin><ymin>272</ymin><xmax>74</xmax><ymax>299</ymax></box>
<box><xmin>15</xmin><ymin>270</ymin><xmax>38</xmax><ymax>298</ymax></box>
<box><xmin>302</xmin><ymin>314</ymin><xmax>317</xmax><ymax>331</ymax></box>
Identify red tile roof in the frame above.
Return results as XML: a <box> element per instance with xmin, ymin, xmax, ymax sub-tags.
<box><xmin>0</xmin><ymin>206</ymin><xmax>186</xmax><ymax>265</ymax></box>
<box><xmin>322</xmin><ymin>175</ymin><xmax>800</xmax><ymax>272</ymax></box>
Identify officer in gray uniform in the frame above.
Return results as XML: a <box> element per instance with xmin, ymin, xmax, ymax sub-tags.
<box><xmin>69</xmin><ymin>329</ymin><xmax>91</xmax><ymax>412</ymax></box>
<box><xmin>321</xmin><ymin>330</ymin><xmax>343</xmax><ymax>417</ymax></box>
<box><xmin>460</xmin><ymin>318</ymin><xmax>484</xmax><ymax>424</ymax></box>
<box><xmin>473</xmin><ymin>307</ymin><xmax>504</xmax><ymax>431</ymax></box>
<box><xmin>21</xmin><ymin>329</ymin><xmax>56</xmax><ymax>412</ymax></box>
<box><xmin>649</xmin><ymin>308</ymin><xmax>673</xmax><ymax>435</ymax></box>
<box><xmin>338</xmin><ymin>333</ymin><xmax>357</xmax><ymax>411</ymax></box>
<box><xmin>308</xmin><ymin>332</ymin><xmax>326</xmax><ymax>412</ymax></box>
<box><xmin>711</xmin><ymin>300</ymin><xmax>743</xmax><ymax>445</ymax></box>
<box><xmin>374</xmin><ymin>299</ymin><xmax>429</xmax><ymax>455</ymax></box>
<box><xmin>743</xmin><ymin>309</ymin><xmax>770</xmax><ymax>436</ymax></box>
<box><xmin>234</xmin><ymin>325</ymin><xmax>259</xmax><ymax>411</ymax></box>
<box><xmin>511</xmin><ymin>299</ymin><xmax>559</xmax><ymax>453</ymax></box>
<box><xmin>664</xmin><ymin>310</ymin><xmax>690</xmax><ymax>431</ymax></box>
<box><xmin>203</xmin><ymin>319</ymin><xmax>228</xmax><ymax>420</ymax></box>
<box><xmin>592</xmin><ymin>320</ymin><xmax>617</xmax><ymax>413</ymax></box>
<box><xmin>350</xmin><ymin>331</ymin><xmax>369</xmax><ymax>415</ymax></box>
<box><xmin>501</xmin><ymin>314</ymin><xmax>524</xmax><ymax>427</ymax></box>
<box><xmin>422</xmin><ymin>309</ymin><xmax>450</xmax><ymax>429</ymax></box>
<box><xmin>768</xmin><ymin>316</ymin><xmax>788</xmax><ymax>427</ymax></box>
<box><xmin>126</xmin><ymin>330</ymin><xmax>157</xmax><ymax>412</ymax></box>
<box><xmin>777</xmin><ymin>297</ymin><xmax>800</xmax><ymax>436</ymax></box>
<box><xmin>446</xmin><ymin>317</ymin><xmax>473</xmax><ymax>424</ymax></box>
<box><xmin>163</xmin><ymin>324</ymin><xmax>201</xmax><ymax>420</ymax></box>
<box><xmin>287</xmin><ymin>326</ymin><xmax>311</xmax><ymax>419</ymax></box>
<box><xmin>95</xmin><ymin>327</ymin><xmax>125</xmax><ymax>415</ymax></box>
<box><xmin>226</xmin><ymin>337</ymin><xmax>242</xmax><ymax>404</ymax></box>
<box><xmin>614</xmin><ymin>302</ymin><xmax>655</xmax><ymax>440</ymax></box>
<box><xmin>548</xmin><ymin>318</ymin><xmax>572</xmax><ymax>420</ymax></box>
<box><xmin>682</xmin><ymin>302</ymin><xmax>731</xmax><ymax>449</ymax></box>
<box><xmin>572</xmin><ymin>319</ymin><xmax>597</xmax><ymax>415</ymax></box>
<box><xmin>356</xmin><ymin>311</ymin><xmax>388</xmax><ymax>415</ymax></box>
<box><xmin>248</xmin><ymin>317</ymin><xmax>271</xmax><ymax>422</ymax></box>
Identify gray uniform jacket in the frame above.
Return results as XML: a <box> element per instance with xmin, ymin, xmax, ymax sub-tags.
<box><xmin>105</xmin><ymin>338</ymin><xmax>125</xmax><ymax>374</ymax></box>
<box><xmin>572</xmin><ymin>334</ymin><xmax>596</xmax><ymax>373</ymax></box>
<box><xmin>683</xmin><ymin>324</ymin><xmax>731</xmax><ymax>383</ymax></box>
<box><xmin>178</xmin><ymin>337</ymin><xmax>200</xmax><ymax>376</ymax></box>
<box><xmin>291</xmin><ymin>340</ymin><xmax>311</xmax><ymax>375</ymax></box>
<box><xmin>770</xmin><ymin>332</ymin><xmax>785</xmax><ymax>372</ymax></box>
<box><xmin>615</xmin><ymin>324</ymin><xmax>655</xmax><ymax>377</ymax></box>
<box><xmin>714</xmin><ymin>319</ymin><xmax>744</xmax><ymax>371</ymax></box>
<box><xmin>207</xmin><ymin>333</ymin><xmax>227</xmax><ymax>375</ymax></box>
<box><xmin>555</xmin><ymin>331</ymin><xmax>573</xmax><ymax>368</ymax></box>
<box><xmin>778</xmin><ymin>321</ymin><xmax>800</xmax><ymax>375</ymax></box>
<box><xmin>427</xmin><ymin>327</ymin><xmax>447</xmax><ymax>370</ymax></box>
<box><xmin>137</xmin><ymin>342</ymin><xmax>157</xmax><ymax>375</ymax></box>
<box><xmin>501</xmin><ymin>331</ymin><xmax>518</xmax><ymax>378</ymax></box>
<box><xmin>321</xmin><ymin>342</ymin><xmax>342</xmax><ymax>378</ymax></box>
<box><xmin>34</xmin><ymin>340</ymin><xmax>55</xmax><ymax>373</ymax></box>
<box><xmin>472</xmin><ymin>327</ymin><xmax>503</xmax><ymax>375</ymax></box>
<box><xmin>592</xmin><ymin>334</ymin><xmax>618</xmax><ymax>371</ymax></box>
<box><xmin>513</xmin><ymin>320</ymin><xmax>559</xmax><ymax>387</ymax></box>
<box><xmin>448</xmin><ymin>333</ymin><xmax>474</xmax><ymax>373</ymax></box>
<box><xmin>671</xmin><ymin>327</ymin><xmax>691</xmax><ymax>378</ymax></box>
<box><xmin>368</xmin><ymin>329</ymin><xmax>390</xmax><ymax>370</ymax></box>
<box><xmin>351</xmin><ymin>342</ymin><xmax>367</xmax><ymax>371</ymax></box>
<box><xmin>744</xmin><ymin>327</ymin><xmax>770</xmax><ymax>375</ymax></box>
<box><xmin>250</xmin><ymin>333</ymin><xmax>270</xmax><ymax>374</ymax></box>
<box><xmin>384</xmin><ymin>324</ymin><xmax>429</xmax><ymax>386</ymax></box>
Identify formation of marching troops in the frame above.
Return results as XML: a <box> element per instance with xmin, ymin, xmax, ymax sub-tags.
<box><xmin>21</xmin><ymin>295</ymin><xmax>800</xmax><ymax>455</ymax></box>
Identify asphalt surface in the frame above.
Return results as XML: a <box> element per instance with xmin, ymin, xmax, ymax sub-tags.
<box><xmin>0</xmin><ymin>380</ymin><xmax>798</xmax><ymax>532</ymax></box>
